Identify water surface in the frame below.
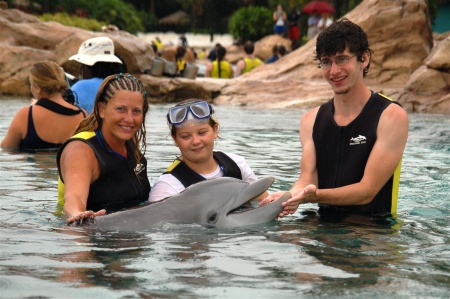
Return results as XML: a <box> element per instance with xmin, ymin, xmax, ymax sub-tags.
<box><xmin>0</xmin><ymin>98</ymin><xmax>449</xmax><ymax>298</ymax></box>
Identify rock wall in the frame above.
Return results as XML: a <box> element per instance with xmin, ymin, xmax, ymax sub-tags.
<box><xmin>0</xmin><ymin>0</ymin><xmax>449</xmax><ymax>114</ymax></box>
<box><xmin>210</xmin><ymin>0</ymin><xmax>449</xmax><ymax>114</ymax></box>
<box><xmin>0</xmin><ymin>8</ymin><xmax>154</xmax><ymax>96</ymax></box>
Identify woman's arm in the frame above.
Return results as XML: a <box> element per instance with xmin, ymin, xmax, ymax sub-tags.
<box><xmin>1</xmin><ymin>106</ymin><xmax>29</xmax><ymax>149</ymax></box>
<box><xmin>59</xmin><ymin>140</ymin><xmax>104</xmax><ymax>223</ymax></box>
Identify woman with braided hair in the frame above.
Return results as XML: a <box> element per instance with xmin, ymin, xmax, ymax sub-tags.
<box><xmin>57</xmin><ymin>73</ymin><xmax>151</xmax><ymax>225</ymax></box>
<box><xmin>205</xmin><ymin>45</ymin><xmax>234</xmax><ymax>79</ymax></box>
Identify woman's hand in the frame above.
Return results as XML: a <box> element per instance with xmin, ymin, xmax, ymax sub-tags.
<box><xmin>67</xmin><ymin>209</ymin><xmax>106</xmax><ymax>225</ymax></box>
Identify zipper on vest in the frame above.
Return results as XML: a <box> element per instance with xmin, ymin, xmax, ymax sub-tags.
<box><xmin>334</xmin><ymin>127</ymin><xmax>345</xmax><ymax>187</ymax></box>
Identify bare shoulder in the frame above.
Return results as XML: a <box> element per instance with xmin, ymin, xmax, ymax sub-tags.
<box><xmin>378</xmin><ymin>103</ymin><xmax>409</xmax><ymax>148</ymax></box>
<box><xmin>381</xmin><ymin>103</ymin><xmax>409</xmax><ymax>128</ymax></box>
<box><xmin>300</xmin><ymin>106</ymin><xmax>320</xmax><ymax>127</ymax></box>
<box><xmin>15</xmin><ymin>105</ymin><xmax>31</xmax><ymax>119</ymax></box>
<box><xmin>60</xmin><ymin>140</ymin><xmax>96</xmax><ymax>163</ymax></box>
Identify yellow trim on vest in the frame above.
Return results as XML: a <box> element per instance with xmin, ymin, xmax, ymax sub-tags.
<box><xmin>377</xmin><ymin>92</ymin><xmax>394</xmax><ymax>101</ymax></box>
<box><xmin>390</xmin><ymin>158</ymin><xmax>402</xmax><ymax>216</ymax></box>
<box><xmin>57</xmin><ymin>131</ymin><xmax>96</xmax><ymax>206</ymax></box>
<box><xmin>165</xmin><ymin>159</ymin><xmax>181</xmax><ymax>172</ymax></box>
<box><xmin>73</xmin><ymin>131</ymin><xmax>96</xmax><ymax>139</ymax></box>
<box><xmin>58</xmin><ymin>176</ymin><xmax>65</xmax><ymax>206</ymax></box>
<box><xmin>378</xmin><ymin>92</ymin><xmax>400</xmax><ymax>216</ymax></box>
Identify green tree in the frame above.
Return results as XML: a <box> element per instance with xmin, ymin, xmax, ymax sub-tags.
<box><xmin>29</xmin><ymin>0</ymin><xmax>145</xmax><ymax>33</ymax></box>
<box><xmin>229</xmin><ymin>6</ymin><xmax>273</xmax><ymax>42</ymax></box>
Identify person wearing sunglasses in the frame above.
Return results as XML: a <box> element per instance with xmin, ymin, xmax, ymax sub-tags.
<box><xmin>57</xmin><ymin>73</ymin><xmax>151</xmax><ymax>225</ymax></box>
<box><xmin>259</xmin><ymin>18</ymin><xmax>409</xmax><ymax>220</ymax></box>
<box><xmin>149</xmin><ymin>100</ymin><xmax>268</xmax><ymax>203</ymax></box>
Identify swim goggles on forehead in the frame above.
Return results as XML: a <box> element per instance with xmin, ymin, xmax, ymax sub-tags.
<box><xmin>167</xmin><ymin>101</ymin><xmax>213</xmax><ymax>125</ymax></box>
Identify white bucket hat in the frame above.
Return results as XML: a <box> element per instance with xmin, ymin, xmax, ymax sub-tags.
<box><xmin>69</xmin><ymin>37</ymin><xmax>122</xmax><ymax>66</ymax></box>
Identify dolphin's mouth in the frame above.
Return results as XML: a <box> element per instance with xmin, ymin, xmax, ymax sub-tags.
<box><xmin>226</xmin><ymin>192</ymin><xmax>292</xmax><ymax>224</ymax></box>
<box><xmin>228</xmin><ymin>199</ymin><xmax>258</xmax><ymax>214</ymax></box>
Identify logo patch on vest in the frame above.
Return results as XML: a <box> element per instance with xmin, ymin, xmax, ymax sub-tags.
<box><xmin>350</xmin><ymin>135</ymin><xmax>367</xmax><ymax>145</ymax></box>
<box><xmin>134</xmin><ymin>163</ymin><xmax>145</xmax><ymax>175</ymax></box>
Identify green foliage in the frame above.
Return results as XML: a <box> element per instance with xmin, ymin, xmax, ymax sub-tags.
<box><xmin>88</xmin><ymin>0</ymin><xmax>144</xmax><ymax>34</ymax></box>
<box><xmin>228</xmin><ymin>6</ymin><xmax>273</xmax><ymax>42</ymax></box>
<box><xmin>136</xmin><ymin>11</ymin><xmax>158</xmax><ymax>32</ymax></box>
<box><xmin>49</xmin><ymin>0</ymin><xmax>144</xmax><ymax>34</ymax></box>
<box><xmin>38</xmin><ymin>13</ymin><xmax>106</xmax><ymax>31</ymax></box>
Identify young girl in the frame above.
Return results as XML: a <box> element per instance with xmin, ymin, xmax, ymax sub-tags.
<box><xmin>149</xmin><ymin>100</ymin><xmax>267</xmax><ymax>202</ymax></box>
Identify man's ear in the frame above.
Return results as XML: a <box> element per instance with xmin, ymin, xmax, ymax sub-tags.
<box><xmin>362</xmin><ymin>50</ymin><xmax>371</xmax><ymax>64</ymax></box>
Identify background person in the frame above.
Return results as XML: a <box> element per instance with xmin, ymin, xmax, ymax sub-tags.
<box><xmin>260</xmin><ymin>18</ymin><xmax>409</xmax><ymax>219</ymax></box>
<box><xmin>235</xmin><ymin>41</ymin><xmax>263</xmax><ymax>77</ymax></box>
<box><xmin>287</xmin><ymin>6</ymin><xmax>301</xmax><ymax>48</ymax></box>
<box><xmin>69</xmin><ymin>36</ymin><xmax>125</xmax><ymax>114</ymax></box>
<box><xmin>175</xmin><ymin>46</ymin><xmax>187</xmax><ymax>76</ymax></box>
<box><xmin>273</xmin><ymin>4</ymin><xmax>287</xmax><ymax>36</ymax></box>
<box><xmin>307</xmin><ymin>12</ymin><xmax>320</xmax><ymax>40</ymax></box>
<box><xmin>57</xmin><ymin>73</ymin><xmax>150</xmax><ymax>224</ymax></box>
<box><xmin>318</xmin><ymin>12</ymin><xmax>333</xmax><ymax>31</ymax></box>
<box><xmin>1</xmin><ymin>61</ymin><xmax>86</xmax><ymax>152</ymax></box>
<box><xmin>205</xmin><ymin>46</ymin><xmax>234</xmax><ymax>79</ymax></box>
<box><xmin>265</xmin><ymin>45</ymin><xmax>279</xmax><ymax>64</ymax></box>
<box><xmin>266</xmin><ymin>45</ymin><xmax>287</xmax><ymax>64</ymax></box>
<box><xmin>149</xmin><ymin>100</ymin><xmax>268</xmax><ymax>203</ymax></box>
<box><xmin>208</xmin><ymin>43</ymin><xmax>221</xmax><ymax>61</ymax></box>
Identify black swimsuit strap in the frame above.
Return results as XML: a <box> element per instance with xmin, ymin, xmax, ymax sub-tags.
<box><xmin>35</xmin><ymin>98</ymin><xmax>83</xmax><ymax>116</ymax></box>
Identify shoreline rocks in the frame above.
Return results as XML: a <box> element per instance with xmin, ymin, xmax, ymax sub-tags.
<box><xmin>0</xmin><ymin>0</ymin><xmax>449</xmax><ymax>114</ymax></box>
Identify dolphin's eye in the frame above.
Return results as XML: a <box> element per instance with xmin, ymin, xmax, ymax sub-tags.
<box><xmin>207</xmin><ymin>212</ymin><xmax>218</xmax><ymax>224</ymax></box>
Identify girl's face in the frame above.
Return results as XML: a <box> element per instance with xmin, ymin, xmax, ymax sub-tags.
<box><xmin>98</xmin><ymin>90</ymin><xmax>144</xmax><ymax>145</ymax></box>
<box><xmin>172</xmin><ymin>122</ymin><xmax>218</xmax><ymax>165</ymax></box>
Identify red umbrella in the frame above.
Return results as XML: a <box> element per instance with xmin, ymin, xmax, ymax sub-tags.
<box><xmin>301</xmin><ymin>1</ymin><xmax>335</xmax><ymax>14</ymax></box>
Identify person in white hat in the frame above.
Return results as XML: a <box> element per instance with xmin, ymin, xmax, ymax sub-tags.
<box><xmin>69</xmin><ymin>36</ymin><xmax>125</xmax><ymax>114</ymax></box>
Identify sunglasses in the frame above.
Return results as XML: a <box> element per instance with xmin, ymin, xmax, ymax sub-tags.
<box><xmin>167</xmin><ymin>101</ymin><xmax>213</xmax><ymax>125</ymax></box>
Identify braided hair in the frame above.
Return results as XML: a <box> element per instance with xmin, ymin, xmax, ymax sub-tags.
<box><xmin>76</xmin><ymin>73</ymin><xmax>149</xmax><ymax>169</ymax></box>
<box><xmin>216</xmin><ymin>46</ymin><xmax>226</xmax><ymax>78</ymax></box>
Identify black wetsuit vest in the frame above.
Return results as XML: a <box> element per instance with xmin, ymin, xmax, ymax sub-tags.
<box><xmin>19</xmin><ymin>98</ymin><xmax>85</xmax><ymax>152</ymax></box>
<box><xmin>313</xmin><ymin>92</ymin><xmax>402</xmax><ymax>217</ymax></box>
<box><xmin>56</xmin><ymin>130</ymin><xmax>150</xmax><ymax>212</ymax></box>
<box><xmin>164</xmin><ymin>151</ymin><xmax>242</xmax><ymax>188</ymax></box>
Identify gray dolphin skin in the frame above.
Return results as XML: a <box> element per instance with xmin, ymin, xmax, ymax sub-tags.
<box><xmin>88</xmin><ymin>176</ymin><xmax>291</xmax><ymax>231</ymax></box>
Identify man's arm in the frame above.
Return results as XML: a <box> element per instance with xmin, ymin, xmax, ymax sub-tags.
<box><xmin>235</xmin><ymin>60</ymin><xmax>245</xmax><ymax>77</ymax></box>
<box><xmin>60</xmin><ymin>141</ymin><xmax>104</xmax><ymax>223</ymax></box>
<box><xmin>204</xmin><ymin>62</ymin><xmax>212</xmax><ymax>77</ymax></box>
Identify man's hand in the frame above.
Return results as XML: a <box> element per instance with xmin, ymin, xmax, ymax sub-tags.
<box><xmin>280</xmin><ymin>184</ymin><xmax>317</xmax><ymax>217</ymax></box>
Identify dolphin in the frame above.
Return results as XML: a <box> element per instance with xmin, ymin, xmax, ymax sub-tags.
<box><xmin>85</xmin><ymin>176</ymin><xmax>291</xmax><ymax>231</ymax></box>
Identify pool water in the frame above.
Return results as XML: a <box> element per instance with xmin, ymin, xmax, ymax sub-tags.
<box><xmin>0</xmin><ymin>99</ymin><xmax>449</xmax><ymax>298</ymax></box>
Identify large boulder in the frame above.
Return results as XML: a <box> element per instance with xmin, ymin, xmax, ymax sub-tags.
<box><xmin>0</xmin><ymin>7</ymin><xmax>155</xmax><ymax>95</ymax></box>
<box><xmin>225</xmin><ymin>35</ymin><xmax>292</xmax><ymax>64</ymax></box>
<box><xmin>0</xmin><ymin>1</ymin><xmax>449</xmax><ymax>114</ymax></box>
<box><xmin>398</xmin><ymin>35</ymin><xmax>450</xmax><ymax>113</ymax></box>
<box><xmin>209</xmin><ymin>0</ymin><xmax>438</xmax><ymax>111</ymax></box>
